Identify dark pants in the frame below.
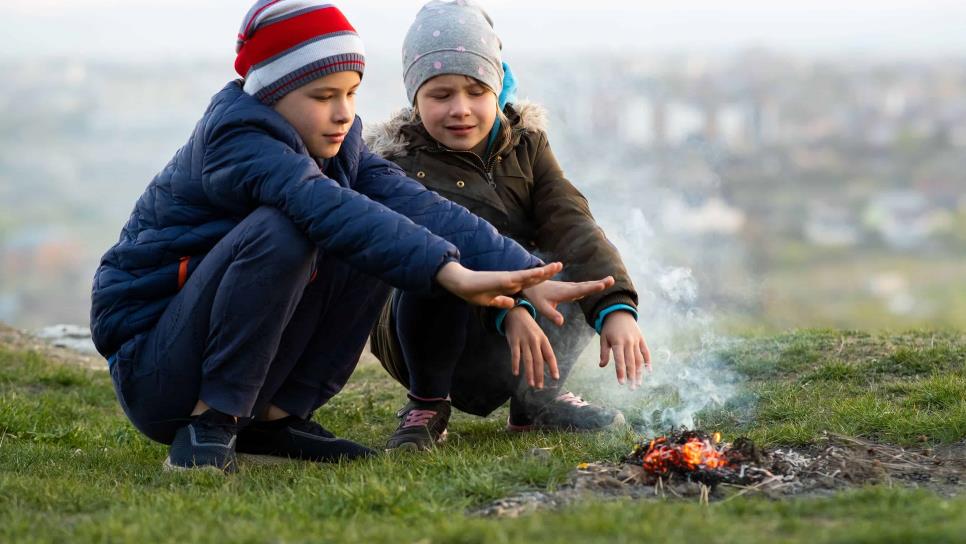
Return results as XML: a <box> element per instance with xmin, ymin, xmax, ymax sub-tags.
<box><xmin>372</xmin><ymin>287</ymin><xmax>594</xmax><ymax>417</ymax></box>
<box><xmin>109</xmin><ymin>207</ymin><xmax>390</xmax><ymax>444</ymax></box>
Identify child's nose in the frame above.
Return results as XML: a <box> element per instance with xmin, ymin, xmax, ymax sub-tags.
<box><xmin>332</xmin><ymin>99</ymin><xmax>352</xmax><ymax>124</ymax></box>
<box><xmin>449</xmin><ymin>96</ymin><xmax>471</xmax><ymax>117</ymax></box>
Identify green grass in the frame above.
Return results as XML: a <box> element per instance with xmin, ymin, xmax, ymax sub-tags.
<box><xmin>1</xmin><ymin>330</ymin><xmax>965</xmax><ymax>543</ymax></box>
<box><xmin>692</xmin><ymin>330</ymin><xmax>966</xmax><ymax>447</ymax></box>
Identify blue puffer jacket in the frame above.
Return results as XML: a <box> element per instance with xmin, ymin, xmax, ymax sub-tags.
<box><xmin>90</xmin><ymin>80</ymin><xmax>540</xmax><ymax>358</ymax></box>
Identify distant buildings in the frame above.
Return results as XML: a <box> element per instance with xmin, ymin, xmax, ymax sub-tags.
<box><xmin>1</xmin><ymin>50</ymin><xmax>964</xmax><ymax>327</ymax></box>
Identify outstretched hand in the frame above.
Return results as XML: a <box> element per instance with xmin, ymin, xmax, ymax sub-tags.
<box><xmin>522</xmin><ymin>276</ymin><xmax>615</xmax><ymax>326</ymax></box>
<box><xmin>599</xmin><ymin>311</ymin><xmax>651</xmax><ymax>389</ymax></box>
<box><xmin>504</xmin><ymin>307</ymin><xmax>558</xmax><ymax>389</ymax></box>
<box><xmin>435</xmin><ymin>261</ymin><xmax>563</xmax><ymax>308</ymax></box>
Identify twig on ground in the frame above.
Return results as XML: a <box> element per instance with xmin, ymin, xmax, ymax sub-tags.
<box><xmin>719</xmin><ymin>475</ymin><xmax>784</xmax><ymax>503</ymax></box>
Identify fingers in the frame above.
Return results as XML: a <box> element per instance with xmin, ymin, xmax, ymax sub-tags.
<box><xmin>516</xmin><ymin>262</ymin><xmax>562</xmax><ymax>286</ymax></box>
<box><xmin>515</xmin><ymin>263</ymin><xmax>563</xmax><ymax>291</ymax></box>
<box><xmin>542</xmin><ymin>262</ymin><xmax>564</xmax><ymax>276</ymax></box>
<box><xmin>625</xmin><ymin>343</ymin><xmax>638</xmax><ymax>389</ymax></box>
<box><xmin>558</xmin><ymin>281</ymin><xmax>601</xmax><ymax>302</ymax></box>
<box><xmin>550</xmin><ymin>277</ymin><xmax>615</xmax><ymax>304</ymax></box>
<box><xmin>641</xmin><ymin>337</ymin><xmax>652</xmax><ymax>373</ymax></box>
<box><xmin>573</xmin><ymin>276</ymin><xmax>615</xmax><ymax>297</ymax></box>
<box><xmin>533</xmin><ymin>298</ymin><xmax>564</xmax><ymax>326</ymax></box>
<box><xmin>613</xmin><ymin>344</ymin><xmax>627</xmax><ymax>386</ymax></box>
<box><xmin>633</xmin><ymin>342</ymin><xmax>645</xmax><ymax>386</ymax></box>
<box><xmin>599</xmin><ymin>336</ymin><xmax>610</xmax><ymax>368</ymax></box>
<box><xmin>511</xmin><ymin>341</ymin><xmax>521</xmax><ymax>377</ymax></box>
<box><xmin>521</xmin><ymin>344</ymin><xmax>535</xmax><ymax>387</ymax></box>
<box><xmin>490</xmin><ymin>295</ymin><xmax>516</xmax><ymax>309</ymax></box>
<box><xmin>531</xmin><ymin>343</ymin><xmax>545</xmax><ymax>389</ymax></box>
<box><xmin>541</xmin><ymin>337</ymin><xmax>560</xmax><ymax>382</ymax></box>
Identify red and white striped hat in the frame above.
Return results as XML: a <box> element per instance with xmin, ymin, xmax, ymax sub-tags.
<box><xmin>235</xmin><ymin>1</ymin><xmax>366</xmax><ymax>105</ymax></box>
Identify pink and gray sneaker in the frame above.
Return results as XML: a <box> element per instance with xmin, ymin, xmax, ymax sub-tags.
<box><xmin>386</xmin><ymin>398</ymin><xmax>451</xmax><ymax>451</ymax></box>
<box><xmin>507</xmin><ymin>392</ymin><xmax>625</xmax><ymax>432</ymax></box>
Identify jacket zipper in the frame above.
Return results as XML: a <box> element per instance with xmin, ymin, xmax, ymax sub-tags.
<box><xmin>433</xmin><ymin>146</ymin><xmax>499</xmax><ymax>189</ymax></box>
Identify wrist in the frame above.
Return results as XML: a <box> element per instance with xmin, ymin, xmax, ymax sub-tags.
<box><xmin>434</xmin><ymin>261</ymin><xmax>464</xmax><ymax>290</ymax></box>
<box><xmin>496</xmin><ymin>298</ymin><xmax>537</xmax><ymax>335</ymax></box>
<box><xmin>594</xmin><ymin>303</ymin><xmax>638</xmax><ymax>334</ymax></box>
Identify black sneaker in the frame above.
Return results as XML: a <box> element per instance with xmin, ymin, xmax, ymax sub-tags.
<box><xmin>385</xmin><ymin>398</ymin><xmax>451</xmax><ymax>451</ymax></box>
<box><xmin>164</xmin><ymin>409</ymin><xmax>239</xmax><ymax>473</ymax></box>
<box><xmin>507</xmin><ymin>392</ymin><xmax>625</xmax><ymax>432</ymax></box>
<box><xmin>236</xmin><ymin>415</ymin><xmax>375</xmax><ymax>464</ymax></box>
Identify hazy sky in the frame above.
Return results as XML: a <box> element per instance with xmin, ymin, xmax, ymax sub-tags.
<box><xmin>3</xmin><ymin>0</ymin><xmax>966</xmax><ymax>63</ymax></box>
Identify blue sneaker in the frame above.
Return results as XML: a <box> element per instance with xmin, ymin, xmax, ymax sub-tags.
<box><xmin>237</xmin><ymin>415</ymin><xmax>376</xmax><ymax>464</ymax></box>
<box><xmin>163</xmin><ymin>409</ymin><xmax>238</xmax><ymax>473</ymax></box>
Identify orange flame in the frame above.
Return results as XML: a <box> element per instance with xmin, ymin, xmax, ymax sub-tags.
<box><xmin>639</xmin><ymin>436</ymin><xmax>729</xmax><ymax>474</ymax></box>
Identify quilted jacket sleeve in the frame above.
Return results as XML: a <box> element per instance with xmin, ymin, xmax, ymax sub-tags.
<box><xmin>354</xmin><ymin>147</ymin><xmax>543</xmax><ymax>273</ymax></box>
<box><xmin>530</xmin><ymin>131</ymin><xmax>638</xmax><ymax>326</ymax></box>
<box><xmin>201</xmin><ymin>120</ymin><xmax>459</xmax><ymax>294</ymax></box>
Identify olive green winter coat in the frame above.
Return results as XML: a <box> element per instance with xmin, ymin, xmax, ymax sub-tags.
<box><xmin>365</xmin><ymin>102</ymin><xmax>637</xmax><ymax>326</ymax></box>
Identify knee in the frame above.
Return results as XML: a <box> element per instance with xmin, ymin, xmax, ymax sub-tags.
<box><xmin>244</xmin><ymin>207</ymin><xmax>317</xmax><ymax>273</ymax></box>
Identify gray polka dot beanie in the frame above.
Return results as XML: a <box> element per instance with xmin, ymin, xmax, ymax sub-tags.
<box><xmin>402</xmin><ymin>0</ymin><xmax>504</xmax><ymax>104</ymax></box>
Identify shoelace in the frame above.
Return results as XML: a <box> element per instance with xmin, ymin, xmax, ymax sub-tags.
<box><xmin>192</xmin><ymin>412</ymin><xmax>237</xmax><ymax>443</ymax></box>
<box><xmin>403</xmin><ymin>409</ymin><xmax>437</xmax><ymax>428</ymax></box>
<box><xmin>556</xmin><ymin>392</ymin><xmax>590</xmax><ymax>408</ymax></box>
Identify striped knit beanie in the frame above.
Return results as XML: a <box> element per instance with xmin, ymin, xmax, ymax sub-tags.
<box><xmin>402</xmin><ymin>0</ymin><xmax>503</xmax><ymax>104</ymax></box>
<box><xmin>235</xmin><ymin>1</ymin><xmax>366</xmax><ymax>105</ymax></box>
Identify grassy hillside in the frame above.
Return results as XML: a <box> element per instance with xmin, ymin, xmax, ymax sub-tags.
<box><xmin>0</xmin><ymin>328</ymin><xmax>963</xmax><ymax>543</ymax></box>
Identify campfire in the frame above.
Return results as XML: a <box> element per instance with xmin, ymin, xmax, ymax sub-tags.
<box><xmin>476</xmin><ymin>431</ymin><xmax>965</xmax><ymax>517</ymax></box>
<box><xmin>633</xmin><ymin>430</ymin><xmax>729</xmax><ymax>481</ymax></box>
<box><xmin>623</xmin><ymin>429</ymin><xmax>762</xmax><ymax>487</ymax></box>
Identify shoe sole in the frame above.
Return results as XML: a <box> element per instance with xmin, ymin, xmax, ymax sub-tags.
<box><xmin>385</xmin><ymin>429</ymin><xmax>448</xmax><ymax>453</ymax></box>
<box><xmin>506</xmin><ymin>412</ymin><xmax>626</xmax><ymax>433</ymax></box>
<box><xmin>162</xmin><ymin>456</ymin><xmax>235</xmax><ymax>474</ymax></box>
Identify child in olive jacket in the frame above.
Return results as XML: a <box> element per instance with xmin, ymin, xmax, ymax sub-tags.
<box><xmin>368</xmin><ymin>0</ymin><xmax>651</xmax><ymax>450</ymax></box>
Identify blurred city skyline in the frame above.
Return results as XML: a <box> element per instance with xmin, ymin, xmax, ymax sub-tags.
<box><xmin>1</xmin><ymin>2</ymin><xmax>964</xmax><ymax>333</ymax></box>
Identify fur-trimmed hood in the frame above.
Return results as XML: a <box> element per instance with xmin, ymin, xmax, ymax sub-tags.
<box><xmin>364</xmin><ymin>101</ymin><xmax>549</xmax><ymax>159</ymax></box>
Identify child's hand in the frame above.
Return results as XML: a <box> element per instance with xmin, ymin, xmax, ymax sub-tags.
<box><xmin>504</xmin><ymin>307</ymin><xmax>558</xmax><ymax>389</ymax></box>
<box><xmin>435</xmin><ymin>261</ymin><xmax>562</xmax><ymax>308</ymax></box>
<box><xmin>522</xmin><ymin>276</ymin><xmax>615</xmax><ymax>326</ymax></box>
<box><xmin>599</xmin><ymin>312</ymin><xmax>651</xmax><ymax>389</ymax></box>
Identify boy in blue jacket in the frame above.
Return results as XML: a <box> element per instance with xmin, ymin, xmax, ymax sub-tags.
<box><xmin>90</xmin><ymin>1</ymin><xmax>610</xmax><ymax>473</ymax></box>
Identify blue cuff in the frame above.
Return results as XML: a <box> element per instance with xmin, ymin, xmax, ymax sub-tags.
<box><xmin>495</xmin><ymin>298</ymin><xmax>537</xmax><ymax>336</ymax></box>
<box><xmin>594</xmin><ymin>304</ymin><xmax>638</xmax><ymax>334</ymax></box>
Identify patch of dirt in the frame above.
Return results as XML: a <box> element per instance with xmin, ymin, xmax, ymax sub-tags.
<box><xmin>0</xmin><ymin>323</ymin><xmax>104</xmax><ymax>371</ymax></box>
<box><xmin>472</xmin><ymin>433</ymin><xmax>966</xmax><ymax>518</ymax></box>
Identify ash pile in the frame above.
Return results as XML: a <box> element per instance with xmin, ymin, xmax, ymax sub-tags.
<box><xmin>580</xmin><ymin>430</ymin><xmax>963</xmax><ymax>501</ymax></box>
<box><xmin>474</xmin><ymin>431</ymin><xmax>965</xmax><ymax>517</ymax></box>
